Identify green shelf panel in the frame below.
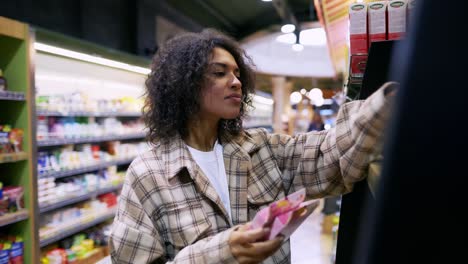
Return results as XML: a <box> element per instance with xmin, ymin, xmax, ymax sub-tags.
<box><xmin>1</xmin><ymin>22</ymin><xmax>35</xmax><ymax>264</ymax></box>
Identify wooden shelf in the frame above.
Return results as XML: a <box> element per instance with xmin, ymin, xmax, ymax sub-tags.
<box><xmin>0</xmin><ymin>152</ymin><xmax>28</xmax><ymax>163</ymax></box>
<box><xmin>0</xmin><ymin>16</ymin><xmax>28</xmax><ymax>40</ymax></box>
<box><xmin>0</xmin><ymin>209</ymin><xmax>29</xmax><ymax>227</ymax></box>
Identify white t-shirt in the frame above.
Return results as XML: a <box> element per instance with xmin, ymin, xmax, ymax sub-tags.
<box><xmin>187</xmin><ymin>141</ymin><xmax>231</xmax><ymax>220</ymax></box>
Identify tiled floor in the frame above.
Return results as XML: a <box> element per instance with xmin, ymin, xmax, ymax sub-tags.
<box><xmin>290</xmin><ymin>199</ymin><xmax>334</xmax><ymax>264</ymax></box>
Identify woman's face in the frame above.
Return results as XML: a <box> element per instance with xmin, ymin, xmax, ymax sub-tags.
<box><xmin>198</xmin><ymin>47</ymin><xmax>242</xmax><ymax>122</ymax></box>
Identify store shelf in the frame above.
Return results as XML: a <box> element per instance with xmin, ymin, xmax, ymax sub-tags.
<box><xmin>0</xmin><ymin>209</ymin><xmax>29</xmax><ymax>227</ymax></box>
<box><xmin>39</xmin><ymin>157</ymin><xmax>134</xmax><ymax>179</ymax></box>
<box><xmin>0</xmin><ymin>152</ymin><xmax>28</xmax><ymax>164</ymax></box>
<box><xmin>39</xmin><ymin>207</ymin><xmax>116</xmax><ymax>247</ymax></box>
<box><xmin>39</xmin><ymin>184</ymin><xmax>123</xmax><ymax>213</ymax></box>
<box><xmin>37</xmin><ymin>133</ymin><xmax>146</xmax><ymax>147</ymax></box>
<box><xmin>36</xmin><ymin>110</ymin><xmax>141</xmax><ymax>117</ymax></box>
<box><xmin>0</xmin><ymin>90</ymin><xmax>26</xmax><ymax>101</ymax></box>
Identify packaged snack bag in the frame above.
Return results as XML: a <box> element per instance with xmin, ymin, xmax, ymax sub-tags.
<box><xmin>250</xmin><ymin>188</ymin><xmax>319</xmax><ymax>240</ymax></box>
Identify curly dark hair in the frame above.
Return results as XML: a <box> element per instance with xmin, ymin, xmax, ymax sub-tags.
<box><xmin>143</xmin><ymin>28</ymin><xmax>256</xmax><ymax>143</ymax></box>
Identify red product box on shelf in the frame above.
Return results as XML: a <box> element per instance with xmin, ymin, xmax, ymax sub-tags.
<box><xmin>368</xmin><ymin>1</ymin><xmax>388</xmax><ymax>46</ymax></box>
<box><xmin>350</xmin><ymin>54</ymin><xmax>368</xmax><ymax>78</ymax></box>
<box><xmin>388</xmin><ymin>0</ymin><xmax>407</xmax><ymax>40</ymax></box>
<box><xmin>349</xmin><ymin>3</ymin><xmax>368</xmax><ymax>54</ymax></box>
<box><xmin>99</xmin><ymin>193</ymin><xmax>117</xmax><ymax>208</ymax></box>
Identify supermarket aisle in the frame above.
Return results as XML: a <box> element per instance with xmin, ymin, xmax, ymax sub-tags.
<box><xmin>291</xmin><ymin>199</ymin><xmax>334</xmax><ymax>264</ymax></box>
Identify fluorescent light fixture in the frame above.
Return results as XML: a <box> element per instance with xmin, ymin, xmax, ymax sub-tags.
<box><xmin>281</xmin><ymin>24</ymin><xmax>296</xmax><ymax>33</ymax></box>
<box><xmin>34</xmin><ymin>42</ymin><xmax>151</xmax><ymax>75</ymax></box>
<box><xmin>262</xmin><ymin>0</ymin><xmax>273</xmax><ymax>2</ymax></box>
<box><xmin>290</xmin><ymin>91</ymin><xmax>302</xmax><ymax>104</ymax></box>
<box><xmin>276</xmin><ymin>33</ymin><xmax>297</xmax><ymax>44</ymax></box>
<box><xmin>309</xmin><ymin>88</ymin><xmax>323</xmax><ymax>99</ymax></box>
<box><xmin>253</xmin><ymin>94</ymin><xmax>274</xmax><ymax>105</ymax></box>
<box><xmin>292</xmin><ymin>43</ymin><xmax>304</xmax><ymax>52</ymax></box>
<box><xmin>299</xmin><ymin>28</ymin><xmax>327</xmax><ymax>46</ymax></box>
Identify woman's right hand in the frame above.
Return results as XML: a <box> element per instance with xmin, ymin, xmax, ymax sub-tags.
<box><xmin>228</xmin><ymin>223</ymin><xmax>284</xmax><ymax>264</ymax></box>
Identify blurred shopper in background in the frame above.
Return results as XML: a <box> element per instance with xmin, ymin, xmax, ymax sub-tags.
<box><xmin>109</xmin><ymin>29</ymin><xmax>397</xmax><ymax>264</ymax></box>
<box><xmin>307</xmin><ymin>112</ymin><xmax>325</xmax><ymax>132</ymax></box>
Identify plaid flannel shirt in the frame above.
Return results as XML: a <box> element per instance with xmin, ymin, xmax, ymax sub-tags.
<box><xmin>110</xmin><ymin>82</ymin><xmax>396</xmax><ymax>264</ymax></box>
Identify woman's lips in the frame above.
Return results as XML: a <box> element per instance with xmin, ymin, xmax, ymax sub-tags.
<box><xmin>225</xmin><ymin>94</ymin><xmax>242</xmax><ymax>103</ymax></box>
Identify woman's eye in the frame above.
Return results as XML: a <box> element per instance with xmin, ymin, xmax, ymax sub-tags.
<box><xmin>213</xmin><ymin>72</ymin><xmax>225</xmax><ymax>77</ymax></box>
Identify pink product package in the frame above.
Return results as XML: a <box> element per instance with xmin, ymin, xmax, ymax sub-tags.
<box><xmin>250</xmin><ymin>188</ymin><xmax>319</xmax><ymax>241</ymax></box>
<box><xmin>368</xmin><ymin>1</ymin><xmax>388</xmax><ymax>45</ymax></box>
<box><xmin>349</xmin><ymin>3</ymin><xmax>368</xmax><ymax>54</ymax></box>
<box><xmin>387</xmin><ymin>0</ymin><xmax>407</xmax><ymax>40</ymax></box>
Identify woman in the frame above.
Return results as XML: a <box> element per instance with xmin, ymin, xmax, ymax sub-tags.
<box><xmin>110</xmin><ymin>29</ymin><xmax>397</xmax><ymax>264</ymax></box>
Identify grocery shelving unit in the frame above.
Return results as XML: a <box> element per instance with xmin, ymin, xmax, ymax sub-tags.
<box><xmin>31</xmin><ymin>27</ymin><xmax>150</xmax><ymax>262</ymax></box>
<box><xmin>1</xmin><ymin>16</ymin><xmax>151</xmax><ymax>262</ymax></box>
<box><xmin>0</xmin><ymin>16</ymin><xmax>39</xmax><ymax>263</ymax></box>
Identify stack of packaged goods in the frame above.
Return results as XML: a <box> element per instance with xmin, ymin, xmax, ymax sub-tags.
<box><xmin>0</xmin><ymin>235</ymin><xmax>24</xmax><ymax>264</ymax></box>
<box><xmin>0</xmin><ymin>184</ymin><xmax>24</xmax><ymax>216</ymax></box>
<box><xmin>39</xmin><ymin>193</ymin><xmax>118</xmax><ymax>243</ymax></box>
<box><xmin>348</xmin><ymin>0</ymin><xmax>411</xmax><ymax>84</ymax></box>
<box><xmin>38</xmin><ymin>166</ymin><xmax>124</xmax><ymax>208</ymax></box>
<box><xmin>0</xmin><ymin>125</ymin><xmax>24</xmax><ymax>158</ymax></box>
<box><xmin>37</xmin><ymin>142</ymin><xmax>148</xmax><ymax>177</ymax></box>
<box><xmin>41</xmin><ymin>222</ymin><xmax>112</xmax><ymax>264</ymax></box>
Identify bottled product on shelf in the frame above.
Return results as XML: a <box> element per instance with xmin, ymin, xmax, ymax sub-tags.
<box><xmin>0</xmin><ymin>69</ymin><xmax>6</xmax><ymax>91</ymax></box>
<box><xmin>37</xmin><ymin>141</ymin><xmax>148</xmax><ymax>178</ymax></box>
<box><xmin>36</xmin><ymin>93</ymin><xmax>144</xmax><ymax>115</ymax></box>
<box><xmin>36</xmin><ymin>116</ymin><xmax>145</xmax><ymax>142</ymax></box>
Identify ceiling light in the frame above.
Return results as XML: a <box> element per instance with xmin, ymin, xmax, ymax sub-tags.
<box><xmin>309</xmin><ymin>88</ymin><xmax>323</xmax><ymax>101</ymax></box>
<box><xmin>276</xmin><ymin>33</ymin><xmax>297</xmax><ymax>44</ymax></box>
<box><xmin>281</xmin><ymin>24</ymin><xmax>296</xmax><ymax>33</ymax></box>
<box><xmin>290</xmin><ymin>92</ymin><xmax>302</xmax><ymax>104</ymax></box>
<box><xmin>34</xmin><ymin>42</ymin><xmax>151</xmax><ymax>75</ymax></box>
<box><xmin>261</xmin><ymin>0</ymin><xmax>273</xmax><ymax>2</ymax></box>
<box><xmin>292</xmin><ymin>43</ymin><xmax>304</xmax><ymax>52</ymax></box>
<box><xmin>299</xmin><ymin>28</ymin><xmax>327</xmax><ymax>46</ymax></box>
